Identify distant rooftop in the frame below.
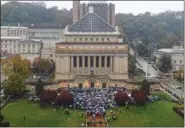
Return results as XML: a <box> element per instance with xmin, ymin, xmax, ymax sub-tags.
<box><xmin>1</xmin><ymin>36</ymin><xmax>22</xmax><ymax>40</ymax></box>
<box><xmin>19</xmin><ymin>39</ymin><xmax>42</xmax><ymax>44</ymax></box>
<box><xmin>27</xmin><ymin>23</ymin><xmax>65</xmax><ymax>29</ymax></box>
<box><xmin>1</xmin><ymin>26</ymin><xmax>27</xmax><ymax>29</ymax></box>
<box><xmin>157</xmin><ymin>46</ymin><xmax>184</xmax><ymax>54</ymax></box>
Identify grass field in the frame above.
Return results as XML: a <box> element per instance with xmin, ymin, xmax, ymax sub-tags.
<box><xmin>107</xmin><ymin>101</ymin><xmax>184</xmax><ymax>127</ymax></box>
<box><xmin>2</xmin><ymin>97</ymin><xmax>184</xmax><ymax>127</ymax></box>
<box><xmin>2</xmin><ymin>100</ymin><xmax>84</xmax><ymax>127</ymax></box>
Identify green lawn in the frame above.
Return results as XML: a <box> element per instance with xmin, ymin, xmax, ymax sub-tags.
<box><xmin>2</xmin><ymin>98</ymin><xmax>184</xmax><ymax>127</ymax></box>
<box><xmin>107</xmin><ymin>101</ymin><xmax>184</xmax><ymax>127</ymax></box>
<box><xmin>2</xmin><ymin>100</ymin><xmax>84</xmax><ymax>127</ymax></box>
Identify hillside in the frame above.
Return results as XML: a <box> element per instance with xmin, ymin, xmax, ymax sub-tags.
<box><xmin>1</xmin><ymin>1</ymin><xmax>184</xmax><ymax>57</ymax></box>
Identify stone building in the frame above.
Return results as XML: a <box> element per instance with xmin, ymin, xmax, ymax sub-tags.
<box><xmin>55</xmin><ymin>6</ymin><xmax>128</xmax><ymax>88</ymax></box>
<box><xmin>1</xmin><ymin>36</ymin><xmax>42</xmax><ymax>62</ymax></box>
<box><xmin>155</xmin><ymin>46</ymin><xmax>184</xmax><ymax>72</ymax></box>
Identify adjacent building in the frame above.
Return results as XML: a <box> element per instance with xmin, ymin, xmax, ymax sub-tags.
<box><xmin>1</xmin><ymin>36</ymin><xmax>42</xmax><ymax>62</ymax></box>
<box><xmin>155</xmin><ymin>46</ymin><xmax>184</xmax><ymax>71</ymax></box>
<box><xmin>73</xmin><ymin>1</ymin><xmax>115</xmax><ymax>26</ymax></box>
<box><xmin>55</xmin><ymin>6</ymin><xmax>128</xmax><ymax>88</ymax></box>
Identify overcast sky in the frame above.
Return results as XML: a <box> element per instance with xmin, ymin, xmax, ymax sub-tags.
<box><xmin>1</xmin><ymin>1</ymin><xmax>184</xmax><ymax>15</ymax></box>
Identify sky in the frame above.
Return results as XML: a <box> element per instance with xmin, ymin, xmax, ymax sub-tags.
<box><xmin>1</xmin><ymin>1</ymin><xmax>184</xmax><ymax>15</ymax></box>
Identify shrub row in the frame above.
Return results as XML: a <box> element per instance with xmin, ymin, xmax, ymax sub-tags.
<box><xmin>173</xmin><ymin>107</ymin><xmax>184</xmax><ymax>118</ymax></box>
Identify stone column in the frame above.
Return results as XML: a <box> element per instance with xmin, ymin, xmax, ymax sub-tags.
<box><xmin>105</xmin><ymin>56</ymin><xmax>107</xmax><ymax>74</ymax></box>
<box><xmin>88</xmin><ymin>56</ymin><xmax>90</xmax><ymax>74</ymax></box>
<box><xmin>93</xmin><ymin>56</ymin><xmax>96</xmax><ymax>74</ymax></box>
<box><xmin>99</xmin><ymin>55</ymin><xmax>102</xmax><ymax>75</ymax></box>
<box><xmin>77</xmin><ymin>56</ymin><xmax>79</xmax><ymax>74</ymax></box>
<box><xmin>26</xmin><ymin>44</ymin><xmax>28</xmax><ymax>53</ymax></box>
<box><xmin>31</xmin><ymin>44</ymin><xmax>33</xmax><ymax>53</ymax></box>
<box><xmin>110</xmin><ymin>56</ymin><xmax>113</xmax><ymax>73</ymax></box>
<box><xmin>20</xmin><ymin>44</ymin><xmax>23</xmax><ymax>53</ymax></box>
<box><xmin>82</xmin><ymin>56</ymin><xmax>85</xmax><ymax>74</ymax></box>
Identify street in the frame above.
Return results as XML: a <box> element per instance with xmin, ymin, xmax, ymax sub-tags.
<box><xmin>130</xmin><ymin>47</ymin><xmax>184</xmax><ymax>99</ymax></box>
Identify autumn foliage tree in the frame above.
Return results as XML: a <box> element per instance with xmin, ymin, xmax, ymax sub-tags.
<box><xmin>131</xmin><ymin>90</ymin><xmax>148</xmax><ymax>105</ymax></box>
<box><xmin>55</xmin><ymin>90</ymin><xmax>74</xmax><ymax>107</ymax></box>
<box><xmin>114</xmin><ymin>91</ymin><xmax>130</xmax><ymax>105</ymax></box>
<box><xmin>32</xmin><ymin>57</ymin><xmax>55</xmax><ymax>75</ymax></box>
<box><xmin>2</xmin><ymin>55</ymin><xmax>31</xmax><ymax>80</ymax></box>
<box><xmin>40</xmin><ymin>90</ymin><xmax>57</xmax><ymax>103</ymax></box>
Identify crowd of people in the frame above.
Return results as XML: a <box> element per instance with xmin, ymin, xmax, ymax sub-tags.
<box><xmin>69</xmin><ymin>87</ymin><xmax>128</xmax><ymax>116</ymax></box>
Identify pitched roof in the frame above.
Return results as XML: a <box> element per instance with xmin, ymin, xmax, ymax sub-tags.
<box><xmin>68</xmin><ymin>12</ymin><xmax>115</xmax><ymax>32</ymax></box>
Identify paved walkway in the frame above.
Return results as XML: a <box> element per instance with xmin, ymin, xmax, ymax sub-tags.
<box><xmin>86</xmin><ymin>114</ymin><xmax>108</xmax><ymax>127</ymax></box>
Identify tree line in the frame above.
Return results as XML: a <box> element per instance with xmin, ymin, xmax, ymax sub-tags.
<box><xmin>1</xmin><ymin>2</ymin><xmax>183</xmax><ymax>57</ymax></box>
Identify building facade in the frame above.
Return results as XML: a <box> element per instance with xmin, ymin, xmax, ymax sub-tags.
<box><xmin>1</xmin><ymin>25</ymin><xmax>27</xmax><ymax>38</ymax></box>
<box><xmin>55</xmin><ymin>6</ymin><xmax>128</xmax><ymax>88</ymax></box>
<box><xmin>155</xmin><ymin>46</ymin><xmax>184</xmax><ymax>72</ymax></box>
<box><xmin>1</xmin><ymin>36</ymin><xmax>42</xmax><ymax>62</ymax></box>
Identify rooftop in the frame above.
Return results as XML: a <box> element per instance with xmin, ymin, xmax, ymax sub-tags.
<box><xmin>27</xmin><ymin>23</ymin><xmax>65</xmax><ymax>29</ymax></box>
<box><xmin>1</xmin><ymin>36</ymin><xmax>22</xmax><ymax>40</ymax></box>
<box><xmin>68</xmin><ymin>8</ymin><xmax>115</xmax><ymax>32</ymax></box>
<box><xmin>19</xmin><ymin>39</ymin><xmax>42</xmax><ymax>44</ymax></box>
<box><xmin>1</xmin><ymin>26</ymin><xmax>27</xmax><ymax>29</ymax></box>
<box><xmin>157</xmin><ymin>48</ymin><xmax>184</xmax><ymax>54</ymax></box>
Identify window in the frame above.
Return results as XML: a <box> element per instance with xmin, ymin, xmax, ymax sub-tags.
<box><xmin>90</xmin><ymin>56</ymin><xmax>93</xmax><ymax>67</ymax></box>
<box><xmin>96</xmin><ymin>56</ymin><xmax>99</xmax><ymax>67</ymax></box>
<box><xmin>107</xmin><ymin>56</ymin><xmax>110</xmax><ymax>67</ymax></box>
<box><xmin>85</xmin><ymin>56</ymin><xmax>88</xmax><ymax>67</ymax></box>
<box><xmin>174</xmin><ymin>60</ymin><xmax>176</xmax><ymax>63</ymax></box>
<box><xmin>73</xmin><ymin>56</ymin><xmax>77</xmax><ymax>67</ymax></box>
<box><xmin>96</xmin><ymin>38</ymin><xmax>99</xmax><ymax>41</ymax></box>
<box><xmin>91</xmin><ymin>38</ymin><xmax>93</xmax><ymax>41</ymax></box>
<box><xmin>101</xmin><ymin>56</ymin><xmax>105</xmax><ymax>67</ymax></box>
<box><xmin>85</xmin><ymin>38</ymin><xmax>88</xmax><ymax>41</ymax></box>
<box><xmin>5</xmin><ymin>44</ymin><xmax>7</xmax><ymax>48</ymax></box>
<box><xmin>79</xmin><ymin>56</ymin><xmax>82</xmax><ymax>67</ymax></box>
<box><xmin>107</xmin><ymin>38</ymin><xmax>110</xmax><ymax>41</ymax></box>
<box><xmin>18</xmin><ymin>44</ymin><xmax>21</xmax><ymax>49</ymax></box>
<box><xmin>79</xmin><ymin>38</ymin><xmax>82</xmax><ymax>41</ymax></box>
<box><xmin>74</xmin><ymin>38</ymin><xmax>77</xmax><ymax>41</ymax></box>
<box><xmin>13</xmin><ymin>30</ymin><xmax>16</xmax><ymax>35</ymax></box>
<box><xmin>101</xmin><ymin>38</ymin><xmax>104</xmax><ymax>41</ymax></box>
<box><xmin>180</xmin><ymin>60</ymin><xmax>182</xmax><ymax>63</ymax></box>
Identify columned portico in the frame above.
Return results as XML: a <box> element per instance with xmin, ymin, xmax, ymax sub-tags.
<box><xmin>55</xmin><ymin>6</ymin><xmax>128</xmax><ymax>88</ymax></box>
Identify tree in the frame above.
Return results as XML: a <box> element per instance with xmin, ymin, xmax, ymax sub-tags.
<box><xmin>32</xmin><ymin>57</ymin><xmax>54</xmax><ymax>74</ymax></box>
<box><xmin>173</xmin><ymin>67</ymin><xmax>184</xmax><ymax>83</ymax></box>
<box><xmin>55</xmin><ymin>90</ymin><xmax>74</xmax><ymax>107</ymax></box>
<box><xmin>2</xmin><ymin>55</ymin><xmax>31</xmax><ymax>80</ymax></box>
<box><xmin>157</xmin><ymin>55</ymin><xmax>172</xmax><ymax>73</ymax></box>
<box><xmin>131</xmin><ymin>90</ymin><xmax>148</xmax><ymax>105</ymax></box>
<box><xmin>35</xmin><ymin>78</ymin><xmax>44</xmax><ymax>96</ymax></box>
<box><xmin>140</xmin><ymin>79</ymin><xmax>150</xmax><ymax>95</ymax></box>
<box><xmin>114</xmin><ymin>91</ymin><xmax>130</xmax><ymax>105</ymax></box>
<box><xmin>0</xmin><ymin>114</ymin><xmax>10</xmax><ymax>127</ymax></box>
<box><xmin>128</xmin><ymin>54</ymin><xmax>136</xmax><ymax>75</ymax></box>
<box><xmin>3</xmin><ymin>72</ymin><xmax>26</xmax><ymax>97</ymax></box>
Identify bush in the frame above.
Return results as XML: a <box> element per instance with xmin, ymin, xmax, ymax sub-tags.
<box><xmin>114</xmin><ymin>91</ymin><xmax>130</xmax><ymax>105</ymax></box>
<box><xmin>2</xmin><ymin>122</ymin><xmax>10</xmax><ymax>127</ymax></box>
<box><xmin>55</xmin><ymin>90</ymin><xmax>74</xmax><ymax>107</ymax></box>
<box><xmin>40</xmin><ymin>89</ymin><xmax>57</xmax><ymax>103</ymax></box>
<box><xmin>173</xmin><ymin>107</ymin><xmax>184</xmax><ymax>118</ymax></box>
<box><xmin>131</xmin><ymin>90</ymin><xmax>148</xmax><ymax>105</ymax></box>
